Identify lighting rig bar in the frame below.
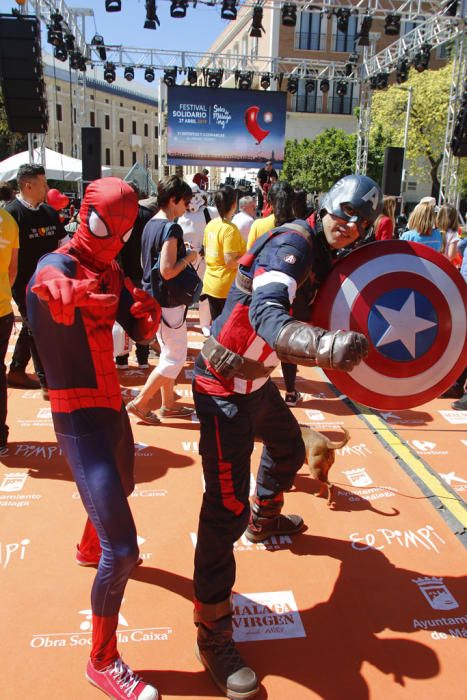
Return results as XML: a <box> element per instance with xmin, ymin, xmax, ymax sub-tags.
<box><xmin>30</xmin><ymin>0</ymin><xmax>88</xmax><ymax>55</ymax></box>
<box><xmin>360</xmin><ymin>11</ymin><xmax>464</xmax><ymax>80</ymax></box>
<box><xmin>87</xmin><ymin>46</ymin><xmax>355</xmax><ymax>82</ymax></box>
<box><xmin>296</xmin><ymin>0</ymin><xmax>458</xmax><ymax>21</ymax></box>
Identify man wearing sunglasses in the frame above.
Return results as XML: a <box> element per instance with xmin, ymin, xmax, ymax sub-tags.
<box><xmin>191</xmin><ymin>174</ymin><xmax>383</xmax><ymax>699</ymax></box>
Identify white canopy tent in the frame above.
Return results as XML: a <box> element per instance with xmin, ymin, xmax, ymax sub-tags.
<box><xmin>0</xmin><ymin>147</ymin><xmax>111</xmax><ymax>182</ymax></box>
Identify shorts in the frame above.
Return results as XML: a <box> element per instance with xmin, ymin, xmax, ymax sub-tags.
<box><xmin>156</xmin><ymin>305</ymin><xmax>187</xmax><ymax>378</ymax></box>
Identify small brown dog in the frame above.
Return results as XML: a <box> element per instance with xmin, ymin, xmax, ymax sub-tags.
<box><xmin>300</xmin><ymin>425</ymin><xmax>350</xmax><ymax>504</ymax></box>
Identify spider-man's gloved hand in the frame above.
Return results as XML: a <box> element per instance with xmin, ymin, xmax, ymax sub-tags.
<box><xmin>124</xmin><ymin>279</ymin><xmax>161</xmax><ymax>340</ymax></box>
<box><xmin>32</xmin><ymin>271</ymin><xmax>117</xmax><ymax>326</ymax></box>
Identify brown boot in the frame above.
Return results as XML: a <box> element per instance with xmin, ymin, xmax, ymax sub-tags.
<box><xmin>245</xmin><ymin>493</ymin><xmax>304</xmax><ymax>543</ymax></box>
<box><xmin>194</xmin><ymin>599</ymin><xmax>259</xmax><ymax>699</ymax></box>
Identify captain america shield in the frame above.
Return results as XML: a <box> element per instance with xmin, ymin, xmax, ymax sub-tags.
<box><xmin>311</xmin><ymin>240</ymin><xmax>467</xmax><ymax>409</ymax></box>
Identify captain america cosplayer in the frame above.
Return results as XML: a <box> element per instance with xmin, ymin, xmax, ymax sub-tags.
<box><xmin>191</xmin><ymin>175</ymin><xmax>383</xmax><ymax>699</ymax></box>
<box><xmin>26</xmin><ymin>178</ymin><xmax>160</xmax><ymax>700</ymax></box>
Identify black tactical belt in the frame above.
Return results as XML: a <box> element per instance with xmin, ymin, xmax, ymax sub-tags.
<box><xmin>201</xmin><ymin>335</ymin><xmax>274</xmax><ymax>382</ymax></box>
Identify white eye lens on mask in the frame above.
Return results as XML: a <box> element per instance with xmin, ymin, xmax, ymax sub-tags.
<box><xmin>88</xmin><ymin>208</ymin><xmax>110</xmax><ymax>238</ymax></box>
<box><xmin>122</xmin><ymin>228</ymin><xmax>132</xmax><ymax>243</ymax></box>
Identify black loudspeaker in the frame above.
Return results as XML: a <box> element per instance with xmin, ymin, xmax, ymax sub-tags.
<box><xmin>382</xmin><ymin>146</ymin><xmax>405</xmax><ymax>196</ymax></box>
<box><xmin>0</xmin><ymin>14</ymin><xmax>48</xmax><ymax>134</ymax></box>
<box><xmin>82</xmin><ymin>128</ymin><xmax>102</xmax><ymax>182</ymax></box>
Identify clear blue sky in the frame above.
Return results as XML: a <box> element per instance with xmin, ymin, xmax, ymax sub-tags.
<box><xmin>70</xmin><ymin>0</ymin><xmax>230</xmax><ymax>54</ymax></box>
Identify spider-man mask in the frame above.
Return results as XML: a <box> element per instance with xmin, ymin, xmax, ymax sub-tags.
<box><xmin>73</xmin><ymin>178</ymin><xmax>138</xmax><ymax>266</ymax></box>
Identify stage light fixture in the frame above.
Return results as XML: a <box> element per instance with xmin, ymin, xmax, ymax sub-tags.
<box><xmin>412</xmin><ymin>43</ymin><xmax>431</xmax><ymax>72</ymax></box>
<box><xmin>124</xmin><ymin>66</ymin><xmax>134</xmax><ymax>81</ymax></box>
<box><xmin>445</xmin><ymin>1</ymin><xmax>458</xmax><ymax>16</ymax></box>
<box><xmin>357</xmin><ymin>14</ymin><xmax>372</xmax><ymax>47</ymax></box>
<box><xmin>305</xmin><ymin>76</ymin><xmax>315</xmax><ymax>93</ymax></box>
<box><xmin>336</xmin><ymin>80</ymin><xmax>348</xmax><ymax>97</ymax></box>
<box><xmin>91</xmin><ymin>34</ymin><xmax>107</xmax><ymax>61</ymax></box>
<box><xmin>287</xmin><ymin>77</ymin><xmax>298</xmax><ymax>95</ymax></box>
<box><xmin>54</xmin><ymin>44</ymin><xmax>68</xmax><ymax>62</ymax></box>
<box><xmin>105</xmin><ymin>1</ymin><xmax>121</xmax><ymax>11</ymax></box>
<box><xmin>250</xmin><ymin>5</ymin><xmax>265</xmax><ymax>38</ymax></box>
<box><xmin>145</xmin><ymin>0</ymin><xmax>161</xmax><ymax>29</ymax></box>
<box><xmin>396</xmin><ymin>57</ymin><xmax>409</xmax><ymax>84</ymax></box>
<box><xmin>236</xmin><ymin>71</ymin><xmax>253</xmax><ymax>90</ymax></box>
<box><xmin>144</xmin><ymin>67</ymin><xmax>155</xmax><ymax>82</ymax></box>
<box><xmin>47</xmin><ymin>12</ymin><xmax>63</xmax><ymax>47</ymax></box>
<box><xmin>384</xmin><ymin>13</ymin><xmax>401</xmax><ymax>36</ymax></box>
<box><xmin>170</xmin><ymin>0</ymin><xmax>188</xmax><ymax>18</ymax></box>
<box><xmin>345</xmin><ymin>51</ymin><xmax>359</xmax><ymax>76</ymax></box>
<box><xmin>64</xmin><ymin>33</ymin><xmax>75</xmax><ymax>51</ymax></box>
<box><xmin>69</xmin><ymin>50</ymin><xmax>84</xmax><ymax>70</ymax></box>
<box><xmin>281</xmin><ymin>3</ymin><xmax>297</xmax><ymax>27</ymax></box>
<box><xmin>163</xmin><ymin>67</ymin><xmax>178</xmax><ymax>88</ymax></box>
<box><xmin>187</xmin><ymin>68</ymin><xmax>198</xmax><ymax>85</ymax></box>
<box><xmin>221</xmin><ymin>0</ymin><xmax>237</xmax><ymax>21</ymax></box>
<box><xmin>104</xmin><ymin>61</ymin><xmax>116</xmax><ymax>83</ymax></box>
<box><xmin>260</xmin><ymin>72</ymin><xmax>271</xmax><ymax>89</ymax></box>
<box><xmin>320</xmin><ymin>78</ymin><xmax>330</xmax><ymax>93</ymax></box>
<box><xmin>369</xmin><ymin>76</ymin><xmax>378</xmax><ymax>90</ymax></box>
<box><xmin>336</xmin><ymin>8</ymin><xmax>351</xmax><ymax>33</ymax></box>
<box><xmin>204</xmin><ymin>68</ymin><xmax>223</xmax><ymax>89</ymax></box>
<box><xmin>376</xmin><ymin>72</ymin><xmax>389</xmax><ymax>89</ymax></box>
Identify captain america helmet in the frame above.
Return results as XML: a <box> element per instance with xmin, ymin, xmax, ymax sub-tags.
<box><xmin>320</xmin><ymin>175</ymin><xmax>383</xmax><ymax>234</ymax></box>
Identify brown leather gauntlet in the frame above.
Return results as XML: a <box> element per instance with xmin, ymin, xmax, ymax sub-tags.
<box><xmin>274</xmin><ymin>321</ymin><xmax>369</xmax><ymax>371</ymax></box>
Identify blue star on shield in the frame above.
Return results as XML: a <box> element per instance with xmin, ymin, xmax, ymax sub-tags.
<box><xmin>368</xmin><ymin>289</ymin><xmax>438</xmax><ymax>362</ymax></box>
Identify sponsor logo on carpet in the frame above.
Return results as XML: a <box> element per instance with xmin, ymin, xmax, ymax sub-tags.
<box><xmin>378</xmin><ymin>411</ymin><xmax>425</xmax><ymax>425</ymax></box>
<box><xmin>0</xmin><ymin>472</ymin><xmax>42</xmax><ymax>508</ymax></box>
<box><xmin>438</xmin><ymin>410</ymin><xmax>467</xmax><ymax>425</ymax></box>
<box><xmin>7</xmin><ymin>443</ymin><xmax>63</xmax><ymax>460</ymax></box>
<box><xmin>337</xmin><ymin>442</ymin><xmax>372</xmax><ymax>457</ymax></box>
<box><xmin>439</xmin><ymin>471</ymin><xmax>467</xmax><ymax>493</ymax></box>
<box><xmin>349</xmin><ymin>525</ymin><xmax>446</xmax><ymax>553</ymax></box>
<box><xmin>30</xmin><ymin>603</ymin><xmax>172</xmax><ymax>649</ymax></box>
<box><xmin>410</xmin><ymin>440</ymin><xmax>448</xmax><ymax>455</ymax></box>
<box><xmin>343</xmin><ymin>468</ymin><xmax>373</xmax><ymax>487</ymax></box>
<box><xmin>413</xmin><ymin>577</ymin><xmax>459</xmax><ymax>611</ymax></box>
<box><xmin>0</xmin><ymin>538</ymin><xmax>30</xmax><ymax>569</ymax></box>
<box><xmin>232</xmin><ymin>591</ymin><xmax>306</xmax><ymax>642</ymax></box>
<box><xmin>17</xmin><ymin>408</ymin><xmax>53</xmax><ymax>428</ymax></box>
<box><xmin>305</xmin><ymin>409</ymin><xmax>325</xmax><ymax>422</ymax></box>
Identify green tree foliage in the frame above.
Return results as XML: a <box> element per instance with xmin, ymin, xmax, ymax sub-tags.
<box><xmin>369</xmin><ymin>63</ymin><xmax>457</xmax><ymax>198</ymax></box>
<box><xmin>0</xmin><ymin>86</ymin><xmax>27</xmax><ymax>162</ymax></box>
<box><xmin>282</xmin><ymin>126</ymin><xmax>389</xmax><ymax>193</ymax></box>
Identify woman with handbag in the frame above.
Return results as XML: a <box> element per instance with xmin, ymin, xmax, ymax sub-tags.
<box><xmin>127</xmin><ymin>176</ymin><xmax>199</xmax><ymax>425</ymax></box>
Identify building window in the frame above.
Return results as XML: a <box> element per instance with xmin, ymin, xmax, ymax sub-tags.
<box><xmin>90</xmin><ymin>111</ymin><xmax>95</xmax><ymax>127</ymax></box>
<box><xmin>132</xmin><ymin>120</ymin><xmax>137</xmax><ymax>135</ymax></box>
<box><xmin>90</xmin><ymin>94</ymin><xmax>94</xmax><ymax>100</ymax></box>
<box><xmin>119</xmin><ymin>117</ymin><xmax>124</xmax><ymax>132</ymax></box>
<box><xmin>329</xmin><ymin>81</ymin><xmax>359</xmax><ymax>115</ymax></box>
<box><xmin>293</xmin><ymin>79</ymin><xmax>320</xmax><ymax>113</ymax></box>
<box><xmin>154</xmin><ymin>154</ymin><xmax>159</xmax><ymax>170</ymax></box>
<box><xmin>154</xmin><ymin>125</ymin><xmax>158</xmax><ymax>139</ymax></box>
<box><xmin>144</xmin><ymin>123</ymin><xmax>148</xmax><ymax>137</ymax></box>
<box><xmin>297</xmin><ymin>10</ymin><xmax>325</xmax><ymax>51</ymax></box>
<box><xmin>105</xmin><ymin>148</ymin><xmax>111</xmax><ymax>166</ymax></box>
<box><xmin>120</xmin><ymin>103</ymin><xmax>123</xmax><ymax>107</ymax></box>
<box><xmin>119</xmin><ymin>150</ymin><xmax>125</xmax><ymax>167</ymax></box>
<box><xmin>73</xmin><ymin>107</ymin><xmax>77</xmax><ymax>124</ymax></box>
<box><xmin>56</xmin><ymin>85</ymin><xmax>61</xmax><ymax>92</ymax></box>
<box><xmin>105</xmin><ymin>98</ymin><xmax>109</xmax><ymax>104</ymax></box>
<box><xmin>57</xmin><ymin>141</ymin><xmax>63</xmax><ymax>154</ymax></box>
<box><xmin>333</xmin><ymin>15</ymin><xmax>359</xmax><ymax>52</ymax></box>
<box><xmin>56</xmin><ymin>103</ymin><xmax>63</xmax><ymax>121</ymax></box>
<box><xmin>105</xmin><ymin>114</ymin><xmax>110</xmax><ymax>130</ymax></box>
<box><xmin>132</xmin><ymin>151</ymin><xmax>137</xmax><ymax>165</ymax></box>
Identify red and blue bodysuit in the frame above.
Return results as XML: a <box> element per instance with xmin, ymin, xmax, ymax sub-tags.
<box><xmin>26</xmin><ymin>178</ymin><xmax>160</xmax><ymax>671</ymax></box>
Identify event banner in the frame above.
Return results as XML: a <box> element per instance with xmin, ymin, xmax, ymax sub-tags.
<box><xmin>167</xmin><ymin>85</ymin><xmax>287</xmax><ymax>168</ymax></box>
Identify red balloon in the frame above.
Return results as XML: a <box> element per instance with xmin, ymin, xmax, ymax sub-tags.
<box><xmin>244</xmin><ymin>106</ymin><xmax>270</xmax><ymax>144</ymax></box>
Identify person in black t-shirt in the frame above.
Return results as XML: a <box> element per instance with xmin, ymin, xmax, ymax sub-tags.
<box><xmin>256</xmin><ymin>160</ymin><xmax>278</xmax><ymax>212</ymax></box>
<box><xmin>6</xmin><ymin>164</ymin><xmax>65</xmax><ymax>397</ymax></box>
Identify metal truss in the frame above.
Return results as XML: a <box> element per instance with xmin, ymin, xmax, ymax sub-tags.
<box><xmin>29</xmin><ymin>0</ymin><xmax>88</xmax><ymax>55</ymax></box>
<box><xmin>360</xmin><ymin>12</ymin><xmax>464</xmax><ymax>80</ymax></box>
<box><xmin>438</xmin><ymin>29</ymin><xmax>466</xmax><ymax>207</ymax></box>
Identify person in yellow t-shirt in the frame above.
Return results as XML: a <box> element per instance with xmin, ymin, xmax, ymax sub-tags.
<box><xmin>246</xmin><ymin>183</ymin><xmax>279</xmax><ymax>249</ymax></box>
<box><xmin>202</xmin><ymin>185</ymin><xmax>246</xmax><ymax>321</ymax></box>
<box><xmin>0</xmin><ymin>208</ymin><xmax>19</xmax><ymax>447</ymax></box>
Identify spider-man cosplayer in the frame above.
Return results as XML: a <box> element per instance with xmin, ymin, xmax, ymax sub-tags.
<box><xmin>26</xmin><ymin>178</ymin><xmax>160</xmax><ymax>700</ymax></box>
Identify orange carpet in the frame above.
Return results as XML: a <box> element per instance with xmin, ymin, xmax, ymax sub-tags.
<box><xmin>1</xmin><ymin>314</ymin><xmax>466</xmax><ymax>699</ymax></box>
